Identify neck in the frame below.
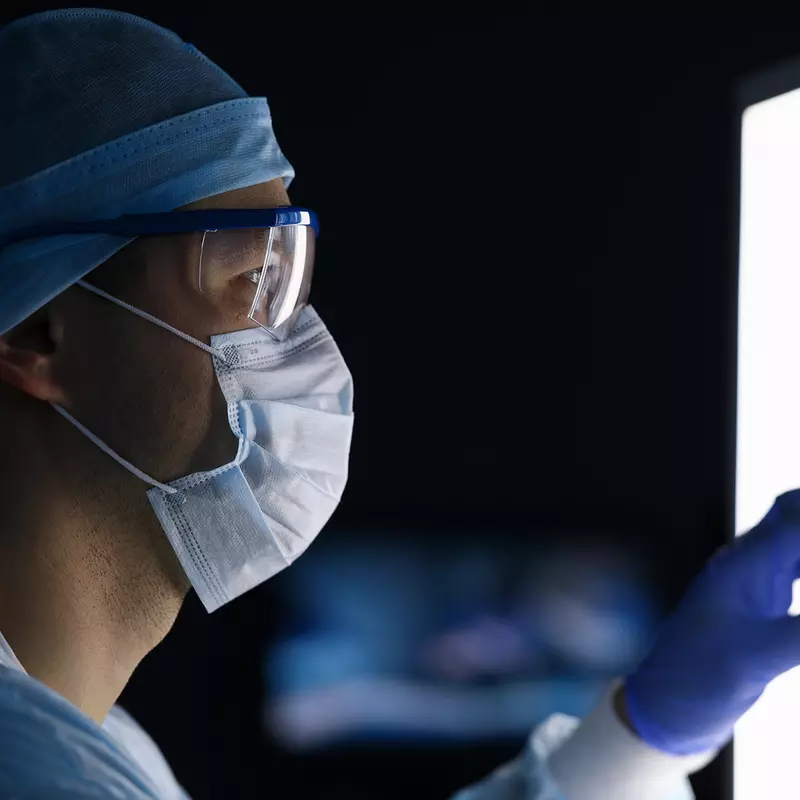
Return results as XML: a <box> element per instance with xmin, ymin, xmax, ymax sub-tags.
<box><xmin>0</xmin><ymin>441</ymin><xmax>189</xmax><ymax>724</ymax></box>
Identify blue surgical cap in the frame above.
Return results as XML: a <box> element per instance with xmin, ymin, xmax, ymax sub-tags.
<box><xmin>0</xmin><ymin>8</ymin><xmax>295</xmax><ymax>336</ymax></box>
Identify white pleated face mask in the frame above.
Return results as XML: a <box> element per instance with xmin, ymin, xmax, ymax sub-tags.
<box><xmin>50</xmin><ymin>281</ymin><xmax>354</xmax><ymax>613</ymax></box>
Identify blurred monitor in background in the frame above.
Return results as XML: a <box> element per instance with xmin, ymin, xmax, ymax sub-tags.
<box><xmin>262</xmin><ymin>530</ymin><xmax>659</xmax><ymax>751</ymax></box>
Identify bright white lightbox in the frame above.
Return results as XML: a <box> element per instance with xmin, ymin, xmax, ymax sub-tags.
<box><xmin>735</xmin><ymin>61</ymin><xmax>800</xmax><ymax>800</ymax></box>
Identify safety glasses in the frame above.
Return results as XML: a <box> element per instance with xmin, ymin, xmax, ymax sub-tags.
<box><xmin>0</xmin><ymin>207</ymin><xmax>319</xmax><ymax>341</ymax></box>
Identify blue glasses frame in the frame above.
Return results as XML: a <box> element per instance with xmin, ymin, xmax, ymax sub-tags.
<box><xmin>0</xmin><ymin>206</ymin><xmax>320</xmax><ymax>249</ymax></box>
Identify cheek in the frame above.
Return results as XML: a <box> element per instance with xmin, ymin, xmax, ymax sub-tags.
<box><xmin>62</xmin><ymin>301</ymin><xmax>225</xmax><ymax>482</ymax></box>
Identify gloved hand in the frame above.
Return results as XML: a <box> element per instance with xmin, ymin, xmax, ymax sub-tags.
<box><xmin>623</xmin><ymin>489</ymin><xmax>800</xmax><ymax>756</ymax></box>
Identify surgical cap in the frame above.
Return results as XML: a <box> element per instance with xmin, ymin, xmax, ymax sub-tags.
<box><xmin>0</xmin><ymin>8</ymin><xmax>295</xmax><ymax>336</ymax></box>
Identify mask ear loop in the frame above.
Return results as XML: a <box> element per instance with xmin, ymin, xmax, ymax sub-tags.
<box><xmin>49</xmin><ymin>402</ymin><xmax>179</xmax><ymax>494</ymax></box>
<box><xmin>75</xmin><ymin>279</ymin><xmax>227</xmax><ymax>360</ymax></box>
<box><xmin>47</xmin><ymin>278</ymin><xmax>233</xmax><ymax>495</ymax></box>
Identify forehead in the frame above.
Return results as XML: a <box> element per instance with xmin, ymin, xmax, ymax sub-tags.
<box><xmin>180</xmin><ymin>178</ymin><xmax>291</xmax><ymax>212</ymax></box>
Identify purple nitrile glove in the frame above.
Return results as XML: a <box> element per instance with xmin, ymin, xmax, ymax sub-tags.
<box><xmin>624</xmin><ymin>489</ymin><xmax>800</xmax><ymax>756</ymax></box>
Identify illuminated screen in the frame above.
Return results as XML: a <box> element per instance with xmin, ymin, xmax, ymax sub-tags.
<box><xmin>735</xmin><ymin>82</ymin><xmax>800</xmax><ymax>799</ymax></box>
<box><xmin>262</xmin><ymin>531</ymin><xmax>657</xmax><ymax>752</ymax></box>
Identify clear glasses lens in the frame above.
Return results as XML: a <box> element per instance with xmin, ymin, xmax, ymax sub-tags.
<box><xmin>198</xmin><ymin>224</ymin><xmax>316</xmax><ymax>340</ymax></box>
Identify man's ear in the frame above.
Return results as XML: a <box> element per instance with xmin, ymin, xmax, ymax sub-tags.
<box><xmin>0</xmin><ymin>307</ymin><xmax>68</xmax><ymax>403</ymax></box>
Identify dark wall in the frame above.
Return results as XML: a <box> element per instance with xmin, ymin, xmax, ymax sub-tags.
<box><xmin>4</xmin><ymin>9</ymin><xmax>799</xmax><ymax>799</ymax></box>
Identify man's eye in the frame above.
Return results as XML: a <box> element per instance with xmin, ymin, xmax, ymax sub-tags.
<box><xmin>243</xmin><ymin>268</ymin><xmax>262</xmax><ymax>285</ymax></box>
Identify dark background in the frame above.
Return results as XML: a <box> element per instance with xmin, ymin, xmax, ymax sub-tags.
<box><xmin>3</xmin><ymin>8</ymin><xmax>798</xmax><ymax>799</ymax></box>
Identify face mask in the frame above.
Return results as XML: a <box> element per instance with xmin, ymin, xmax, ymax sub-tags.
<box><xmin>50</xmin><ymin>282</ymin><xmax>354</xmax><ymax>613</ymax></box>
